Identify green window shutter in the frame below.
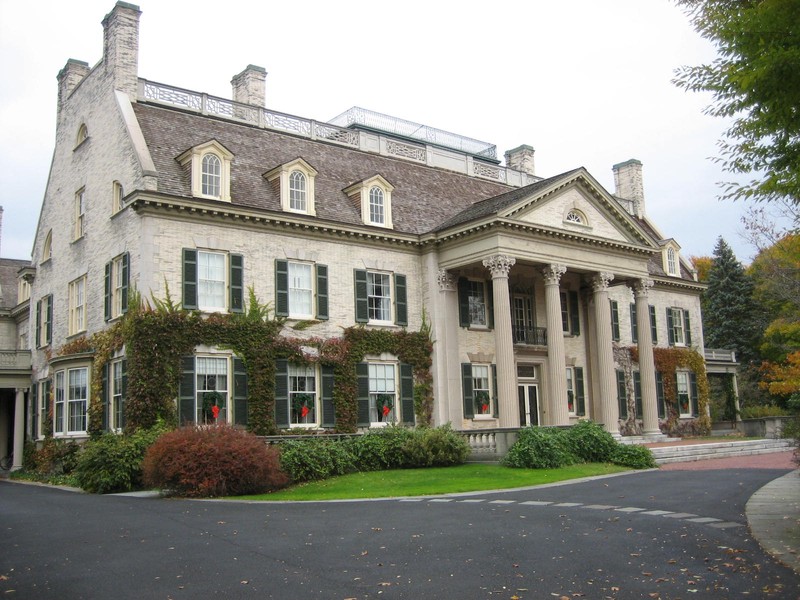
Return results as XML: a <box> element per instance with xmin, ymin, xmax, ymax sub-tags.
<box><xmin>616</xmin><ymin>370</ymin><xmax>628</xmax><ymax>418</ymax></box>
<box><xmin>101</xmin><ymin>363</ymin><xmax>110</xmax><ymax>431</ymax></box>
<box><xmin>655</xmin><ymin>371</ymin><xmax>665</xmax><ymax>418</ymax></box>
<box><xmin>461</xmin><ymin>363</ymin><xmax>474</xmax><ymax>419</ymax></box>
<box><xmin>666</xmin><ymin>308</ymin><xmax>675</xmax><ymax>346</ymax></box>
<box><xmin>575</xmin><ymin>367</ymin><xmax>586</xmax><ymax>416</ymax></box>
<box><xmin>457</xmin><ymin>278</ymin><xmax>470</xmax><ymax>327</ymax></box>
<box><xmin>400</xmin><ymin>363</ymin><xmax>414</xmax><ymax>424</ymax></box>
<box><xmin>275</xmin><ymin>259</ymin><xmax>289</xmax><ymax>317</ymax></box>
<box><xmin>31</xmin><ymin>383</ymin><xmax>38</xmax><ymax>440</ymax></box>
<box><xmin>120</xmin><ymin>359</ymin><xmax>127</xmax><ymax>430</ymax></box>
<box><xmin>394</xmin><ymin>273</ymin><xmax>408</xmax><ymax>326</ymax></box>
<box><xmin>569</xmin><ymin>290</ymin><xmax>580</xmax><ymax>335</ymax></box>
<box><xmin>321</xmin><ymin>365</ymin><xmax>335</xmax><ymax>427</ymax></box>
<box><xmin>649</xmin><ymin>305</ymin><xmax>658</xmax><ymax>343</ymax></box>
<box><xmin>230</xmin><ymin>253</ymin><xmax>244</xmax><ymax>313</ymax></box>
<box><xmin>178</xmin><ymin>356</ymin><xmax>196</xmax><ymax>425</ymax></box>
<box><xmin>104</xmin><ymin>262</ymin><xmax>112</xmax><ymax>321</ymax></box>
<box><xmin>689</xmin><ymin>373</ymin><xmax>699</xmax><ymax>416</ymax></box>
<box><xmin>316</xmin><ymin>264</ymin><xmax>329</xmax><ymax>320</ymax></box>
<box><xmin>182</xmin><ymin>249</ymin><xmax>198</xmax><ymax>310</ymax></box>
<box><xmin>491</xmin><ymin>364</ymin><xmax>498</xmax><ymax>418</ymax></box>
<box><xmin>633</xmin><ymin>371</ymin><xmax>643</xmax><ymax>418</ymax></box>
<box><xmin>610</xmin><ymin>300</ymin><xmax>620</xmax><ymax>341</ymax></box>
<box><xmin>274</xmin><ymin>359</ymin><xmax>289</xmax><ymax>429</ymax></box>
<box><xmin>673</xmin><ymin>373</ymin><xmax>681</xmax><ymax>415</ymax></box>
<box><xmin>120</xmin><ymin>253</ymin><xmax>129</xmax><ymax>315</ymax></box>
<box><xmin>487</xmin><ymin>281</ymin><xmax>495</xmax><ymax>329</ymax></box>
<box><xmin>233</xmin><ymin>357</ymin><xmax>248</xmax><ymax>426</ymax></box>
<box><xmin>45</xmin><ymin>296</ymin><xmax>52</xmax><ymax>344</ymax></box>
<box><xmin>684</xmin><ymin>311</ymin><xmax>692</xmax><ymax>346</ymax></box>
<box><xmin>630</xmin><ymin>303</ymin><xmax>638</xmax><ymax>343</ymax></box>
<box><xmin>35</xmin><ymin>300</ymin><xmax>41</xmax><ymax>349</ymax></box>
<box><xmin>356</xmin><ymin>362</ymin><xmax>370</xmax><ymax>426</ymax></box>
<box><xmin>354</xmin><ymin>270</ymin><xmax>368</xmax><ymax>323</ymax></box>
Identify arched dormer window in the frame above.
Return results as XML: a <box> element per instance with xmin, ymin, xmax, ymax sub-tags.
<box><xmin>289</xmin><ymin>171</ymin><xmax>307</xmax><ymax>212</ymax></box>
<box><xmin>344</xmin><ymin>175</ymin><xmax>394</xmax><ymax>229</ymax></box>
<box><xmin>177</xmin><ymin>140</ymin><xmax>234</xmax><ymax>202</ymax></box>
<box><xmin>661</xmin><ymin>241</ymin><xmax>682</xmax><ymax>277</ymax></box>
<box><xmin>42</xmin><ymin>230</ymin><xmax>53</xmax><ymax>263</ymax></box>
<box><xmin>75</xmin><ymin>123</ymin><xmax>88</xmax><ymax>147</ymax></box>
<box><xmin>667</xmin><ymin>247</ymin><xmax>678</xmax><ymax>276</ymax></box>
<box><xmin>264</xmin><ymin>158</ymin><xmax>318</xmax><ymax>216</ymax></box>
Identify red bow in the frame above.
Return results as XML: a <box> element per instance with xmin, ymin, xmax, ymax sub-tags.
<box><xmin>301</xmin><ymin>405</ymin><xmax>310</xmax><ymax>418</ymax></box>
<box><xmin>211</xmin><ymin>405</ymin><xmax>220</xmax><ymax>420</ymax></box>
<box><xmin>382</xmin><ymin>405</ymin><xmax>391</xmax><ymax>417</ymax></box>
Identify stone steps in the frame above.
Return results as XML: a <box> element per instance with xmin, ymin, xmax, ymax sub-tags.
<box><xmin>648</xmin><ymin>439</ymin><xmax>793</xmax><ymax>465</ymax></box>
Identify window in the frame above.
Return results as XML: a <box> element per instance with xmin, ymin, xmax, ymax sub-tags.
<box><xmin>631</xmin><ymin>304</ymin><xmax>658</xmax><ymax>344</ymax></box>
<box><xmin>35</xmin><ymin>295</ymin><xmax>53</xmax><ymax>348</ymax></box>
<box><xmin>667</xmin><ymin>307</ymin><xmax>692</xmax><ymax>347</ymax></box>
<box><xmin>458</xmin><ymin>278</ymin><xmax>491</xmax><ymax>328</ymax></box>
<box><xmin>566</xmin><ymin>367</ymin><xmax>586</xmax><ymax>416</ymax></box>
<box><xmin>564</xmin><ymin>209</ymin><xmax>586</xmax><ymax>225</ymax></box>
<box><xmin>610</xmin><ymin>300</ymin><xmax>620</xmax><ymax>341</ymax></box>
<box><xmin>74</xmin><ymin>188</ymin><xmax>86</xmax><ymax>240</ymax></box>
<box><xmin>182</xmin><ymin>249</ymin><xmax>244</xmax><ymax>313</ymax></box>
<box><xmin>289</xmin><ymin>171</ymin><xmax>307</xmax><ymax>212</ymax></box>
<box><xmin>54</xmin><ymin>367</ymin><xmax>88</xmax><ymax>435</ymax></box>
<box><xmin>76</xmin><ymin>123</ymin><xmax>88</xmax><ymax>146</ymax></box>
<box><xmin>110</xmin><ymin>359</ymin><xmax>126</xmax><ymax>431</ymax></box>
<box><xmin>467</xmin><ymin>281</ymin><xmax>487</xmax><ymax>326</ymax></box>
<box><xmin>667</xmin><ymin>248</ymin><xmax>678</xmax><ymax>276</ymax></box>
<box><xmin>275</xmin><ymin>260</ymin><xmax>328</xmax><ymax>320</ymax></box>
<box><xmin>34</xmin><ymin>379</ymin><xmax>51</xmax><ymax>441</ymax></box>
<box><xmin>369</xmin><ymin>187</ymin><xmax>385</xmax><ymax>225</ymax></box>
<box><xmin>560</xmin><ymin>290</ymin><xmax>580</xmax><ymax>335</ymax></box>
<box><xmin>264</xmin><ymin>158</ymin><xmax>318</xmax><ymax>216</ymax></box>
<box><xmin>42</xmin><ymin>230</ymin><xmax>52</xmax><ymax>262</ymax></box>
<box><xmin>68</xmin><ymin>275</ymin><xmax>87</xmax><ymax>336</ymax></box>
<box><xmin>369</xmin><ymin>363</ymin><xmax>397</xmax><ymax>423</ymax></box>
<box><xmin>344</xmin><ymin>175</ymin><xmax>394</xmax><ymax>229</ymax></box>
<box><xmin>17</xmin><ymin>278</ymin><xmax>31</xmax><ymax>305</ymax></box>
<box><xmin>196</xmin><ymin>356</ymin><xmax>228</xmax><ymax>424</ymax></box>
<box><xmin>178</xmin><ymin>140</ymin><xmax>233</xmax><ymax>202</ymax></box>
<box><xmin>112</xmin><ymin>181</ymin><xmax>124</xmax><ymax>213</ymax></box>
<box><xmin>472</xmin><ymin>365</ymin><xmax>492</xmax><ymax>416</ymax></box>
<box><xmin>461</xmin><ymin>363</ymin><xmax>496</xmax><ymax>419</ymax></box>
<box><xmin>676</xmin><ymin>371</ymin><xmax>694</xmax><ymax>417</ymax></box>
<box><xmin>289</xmin><ymin>364</ymin><xmax>317</xmax><ymax>426</ymax></box>
<box><xmin>354</xmin><ymin>269</ymin><xmax>407</xmax><ymax>326</ymax></box>
<box><xmin>105</xmin><ymin>253</ymin><xmax>129</xmax><ymax>321</ymax></box>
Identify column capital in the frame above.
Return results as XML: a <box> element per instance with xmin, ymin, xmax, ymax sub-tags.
<box><xmin>631</xmin><ymin>278</ymin><xmax>654</xmax><ymax>298</ymax></box>
<box><xmin>483</xmin><ymin>254</ymin><xmax>516</xmax><ymax>278</ymax></box>
<box><xmin>436</xmin><ymin>268</ymin><xmax>456</xmax><ymax>292</ymax></box>
<box><xmin>590</xmin><ymin>272</ymin><xmax>615</xmax><ymax>292</ymax></box>
<box><xmin>542</xmin><ymin>263</ymin><xmax>566</xmax><ymax>285</ymax></box>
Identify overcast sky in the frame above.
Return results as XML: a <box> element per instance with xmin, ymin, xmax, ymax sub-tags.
<box><xmin>0</xmin><ymin>0</ymin><xmax>773</xmax><ymax>263</ymax></box>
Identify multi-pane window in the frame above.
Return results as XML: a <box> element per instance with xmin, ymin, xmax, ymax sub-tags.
<box><xmin>75</xmin><ymin>189</ymin><xmax>86</xmax><ymax>239</ymax></box>
<box><xmin>68</xmin><ymin>275</ymin><xmax>87</xmax><ymax>336</ymax></box>
<box><xmin>54</xmin><ymin>368</ymin><xmax>88</xmax><ymax>435</ymax></box>
<box><xmin>196</xmin><ymin>357</ymin><xmax>228</xmax><ymax>423</ymax></box>
<box><xmin>289</xmin><ymin>171</ymin><xmax>307</xmax><ymax>211</ymax></box>
<box><xmin>288</xmin><ymin>262</ymin><xmax>313</xmax><ymax>318</ymax></box>
<box><xmin>369</xmin><ymin>187</ymin><xmax>385</xmax><ymax>225</ymax></box>
<box><xmin>369</xmin><ymin>363</ymin><xmax>396</xmax><ymax>423</ymax></box>
<box><xmin>565</xmin><ymin>209</ymin><xmax>585</xmax><ymax>224</ymax></box>
<box><xmin>42</xmin><ymin>230</ymin><xmax>52</xmax><ymax>262</ymax></box>
<box><xmin>467</xmin><ymin>281</ymin><xmax>487</xmax><ymax>326</ymax></box>
<box><xmin>676</xmin><ymin>371</ymin><xmax>692</xmax><ymax>417</ymax></box>
<box><xmin>112</xmin><ymin>181</ymin><xmax>124</xmax><ymax>213</ymax></box>
<box><xmin>472</xmin><ymin>364</ymin><xmax>492</xmax><ymax>415</ymax></box>
<box><xmin>367</xmin><ymin>272</ymin><xmax>392</xmax><ymax>322</ymax></box>
<box><xmin>670</xmin><ymin>307</ymin><xmax>687</xmax><ymax>346</ymax></box>
<box><xmin>667</xmin><ymin>247</ymin><xmax>678</xmax><ymax>276</ymax></box>
<box><xmin>112</xmin><ymin>360</ymin><xmax>124</xmax><ymax>430</ymax></box>
<box><xmin>566</xmin><ymin>367</ymin><xmax>576</xmax><ymax>414</ymax></box>
<box><xmin>289</xmin><ymin>364</ymin><xmax>316</xmax><ymax>425</ymax></box>
<box><xmin>36</xmin><ymin>295</ymin><xmax>53</xmax><ymax>348</ymax></box>
<box><xmin>54</xmin><ymin>371</ymin><xmax>65</xmax><ymax>435</ymax></box>
<box><xmin>38</xmin><ymin>380</ymin><xmax>50</xmax><ymax>440</ymax></box>
<box><xmin>201</xmin><ymin>154</ymin><xmax>222</xmax><ymax>198</ymax></box>
<box><xmin>198</xmin><ymin>251</ymin><xmax>226</xmax><ymax>310</ymax></box>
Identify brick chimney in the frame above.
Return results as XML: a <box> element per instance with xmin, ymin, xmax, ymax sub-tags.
<box><xmin>231</xmin><ymin>65</ymin><xmax>267</xmax><ymax>107</ymax></box>
<box><xmin>57</xmin><ymin>59</ymin><xmax>90</xmax><ymax>121</ymax></box>
<box><xmin>505</xmin><ymin>144</ymin><xmax>536</xmax><ymax>177</ymax></box>
<box><xmin>612</xmin><ymin>159</ymin><xmax>645</xmax><ymax>218</ymax></box>
<box><xmin>102</xmin><ymin>2</ymin><xmax>142</xmax><ymax>99</ymax></box>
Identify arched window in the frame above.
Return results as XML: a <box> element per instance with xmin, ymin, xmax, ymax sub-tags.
<box><xmin>565</xmin><ymin>209</ymin><xmax>585</xmax><ymax>225</ymax></box>
<box><xmin>201</xmin><ymin>154</ymin><xmax>222</xmax><ymax>198</ymax></box>
<box><xmin>369</xmin><ymin>187</ymin><xmax>385</xmax><ymax>225</ymax></box>
<box><xmin>112</xmin><ymin>181</ymin><xmax>124</xmax><ymax>213</ymax></box>
<box><xmin>42</xmin><ymin>230</ymin><xmax>53</xmax><ymax>262</ymax></box>
<box><xmin>76</xmin><ymin>124</ymin><xmax>88</xmax><ymax>146</ymax></box>
<box><xmin>667</xmin><ymin>247</ymin><xmax>678</xmax><ymax>275</ymax></box>
<box><xmin>289</xmin><ymin>171</ymin><xmax>307</xmax><ymax>211</ymax></box>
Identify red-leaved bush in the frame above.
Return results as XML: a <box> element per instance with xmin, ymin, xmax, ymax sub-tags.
<box><xmin>142</xmin><ymin>424</ymin><xmax>288</xmax><ymax>497</ymax></box>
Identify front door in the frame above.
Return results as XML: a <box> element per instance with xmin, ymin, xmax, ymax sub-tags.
<box><xmin>517</xmin><ymin>384</ymin><xmax>539</xmax><ymax>427</ymax></box>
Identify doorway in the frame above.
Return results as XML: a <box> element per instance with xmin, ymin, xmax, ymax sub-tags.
<box><xmin>517</xmin><ymin>384</ymin><xmax>539</xmax><ymax>427</ymax></box>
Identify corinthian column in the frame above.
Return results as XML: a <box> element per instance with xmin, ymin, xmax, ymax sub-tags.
<box><xmin>633</xmin><ymin>278</ymin><xmax>661</xmax><ymax>436</ymax></box>
<box><xmin>483</xmin><ymin>254</ymin><xmax>516</xmax><ymax>427</ymax></box>
<box><xmin>591</xmin><ymin>272</ymin><xmax>619</xmax><ymax>436</ymax></box>
<box><xmin>436</xmin><ymin>268</ymin><xmax>461</xmax><ymax>424</ymax></box>
<box><xmin>542</xmin><ymin>264</ymin><xmax>569</xmax><ymax>426</ymax></box>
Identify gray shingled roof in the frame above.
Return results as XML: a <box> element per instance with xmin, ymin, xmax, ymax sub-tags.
<box><xmin>0</xmin><ymin>258</ymin><xmax>30</xmax><ymax>310</ymax></box>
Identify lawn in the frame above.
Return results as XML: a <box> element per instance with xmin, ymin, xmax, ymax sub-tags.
<box><xmin>234</xmin><ymin>462</ymin><xmax>630</xmax><ymax>501</ymax></box>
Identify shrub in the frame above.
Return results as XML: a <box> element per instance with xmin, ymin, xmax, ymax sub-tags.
<box><xmin>565</xmin><ymin>420</ymin><xmax>617</xmax><ymax>463</ymax></box>
<box><xmin>351</xmin><ymin>427</ymin><xmax>415</xmax><ymax>471</ymax></box>
<box><xmin>278</xmin><ymin>438</ymin><xmax>356</xmax><ymax>483</ymax></box>
<box><xmin>611</xmin><ymin>444</ymin><xmax>657</xmax><ymax>469</ymax></box>
<box><xmin>74</xmin><ymin>423</ymin><xmax>168</xmax><ymax>494</ymax></box>
<box><xmin>502</xmin><ymin>427</ymin><xmax>578</xmax><ymax>469</ymax></box>
<box><xmin>29</xmin><ymin>438</ymin><xmax>81</xmax><ymax>475</ymax></box>
<box><xmin>740</xmin><ymin>404</ymin><xmax>790</xmax><ymax>419</ymax></box>
<box><xmin>414</xmin><ymin>424</ymin><xmax>471</xmax><ymax>467</ymax></box>
<box><xmin>142</xmin><ymin>424</ymin><xmax>288</xmax><ymax>497</ymax></box>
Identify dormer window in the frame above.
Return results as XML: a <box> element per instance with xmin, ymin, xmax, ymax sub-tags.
<box><xmin>344</xmin><ymin>175</ymin><xmax>394</xmax><ymax>229</ymax></box>
<box><xmin>177</xmin><ymin>140</ymin><xmax>233</xmax><ymax>202</ymax></box>
<box><xmin>662</xmin><ymin>241</ymin><xmax>681</xmax><ymax>277</ymax></box>
<box><xmin>264</xmin><ymin>158</ymin><xmax>318</xmax><ymax>216</ymax></box>
<box><xmin>667</xmin><ymin>248</ymin><xmax>678</xmax><ymax>275</ymax></box>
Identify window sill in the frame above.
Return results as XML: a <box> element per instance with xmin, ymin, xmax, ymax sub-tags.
<box><xmin>366</xmin><ymin>321</ymin><xmax>399</xmax><ymax>329</ymax></box>
<box><xmin>473</xmin><ymin>415</ymin><xmax>496</xmax><ymax>421</ymax></box>
<box><xmin>467</xmin><ymin>325</ymin><xmax>490</xmax><ymax>331</ymax></box>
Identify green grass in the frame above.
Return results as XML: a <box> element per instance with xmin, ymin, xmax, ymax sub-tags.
<box><xmin>234</xmin><ymin>463</ymin><xmax>630</xmax><ymax>501</ymax></box>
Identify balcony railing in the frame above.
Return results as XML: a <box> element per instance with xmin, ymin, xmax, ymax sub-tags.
<box><xmin>513</xmin><ymin>327</ymin><xmax>547</xmax><ymax>346</ymax></box>
<box><xmin>0</xmin><ymin>350</ymin><xmax>31</xmax><ymax>371</ymax></box>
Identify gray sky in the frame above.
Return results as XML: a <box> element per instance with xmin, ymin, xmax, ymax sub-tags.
<box><xmin>0</xmin><ymin>0</ymin><xmax>769</xmax><ymax>263</ymax></box>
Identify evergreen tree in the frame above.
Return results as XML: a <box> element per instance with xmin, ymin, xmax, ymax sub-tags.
<box><xmin>702</xmin><ymin>237</ymin><xmax>762</xmax><ymax>365</ymax></box>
